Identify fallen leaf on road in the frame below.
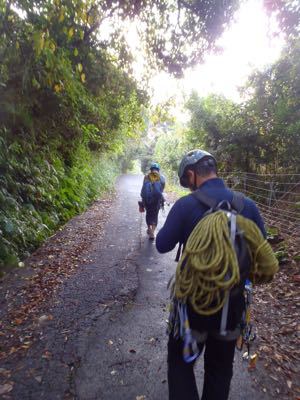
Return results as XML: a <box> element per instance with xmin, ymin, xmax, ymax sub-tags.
<box><xmin>110</xmin><ymin>370</ymin><xmax>117</xmax><ymax>375</ymax></box>
<box><xmin>21</xmin><ymin>343</ymin><xmax>31</xmax><ymax>349</ymax></box>
<box><xmin>0</xmin><ymin>383</ymin><xmax>14</xmax><ymax>395</ymax></box>
<box><xmin>0</xmin><ymin>369</ymin><xmax>11</xmax><ymax>378</ymax></box>
<box><xmin>13</xmin><ymin>318</ymin><xmax>23</xmax><ymax>325</ymax></box>
<box><xmin>9</xmin><ymin>346</ymin><xmax>20</xmax><ymax>355</ymax></box>
<box><xmin>247</xmin><ymin>353</ymin><xmax>258</xmax><ymax>371</ymax></box>
<box><xmin>42</xmin><ymin>351</ymin><xmax>52</xmax><ymax>359</ymax></box>
<box><xmin>108</xmin><ymin>340</ymin><xmax>114</xmax><ymax>345</ymax></box>
<box><xmin>34</xmin><ymin>376</ymin><xmax>42</xmax><ymax>383</ymax></box>
<box><xmin>287</xmin><ymin>380</ymin><xmax>292</xmax><ymax>389</ymax></box>
<box><xmin>136</xmin><ymin>396</ymin><xmax>146</xmax><ymax>400</ymax></box>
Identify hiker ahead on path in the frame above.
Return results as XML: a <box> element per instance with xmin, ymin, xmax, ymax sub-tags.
<box><xmin>140</xmin><ymin>162</ymin><xmax>165</xmax><ymax>240</ymax></box>
<box><xmin>156</xmin><ymin>149</ymin><xmax>278</xmax><ymax>400</ymax></box>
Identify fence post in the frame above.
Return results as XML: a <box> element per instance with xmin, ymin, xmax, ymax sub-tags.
<box><xmin>268</xmin><ymin>181</ymin><xmax>275</xmax><ymax>206</ymax></box>
<box><xmin>243</xmin><ymin>173</ymin><xmax>247</xmax><ymax>192</ymax></box>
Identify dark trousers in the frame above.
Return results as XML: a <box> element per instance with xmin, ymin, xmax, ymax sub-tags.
<box><xmin>168</xmin><ymin>334</ymin><xmax>236</xmax><ymax>400</ymax></box>
<box><xmin>145</xmin><ymin>203</ymin><xmax>160</xmax><ymax>226</ymax></box>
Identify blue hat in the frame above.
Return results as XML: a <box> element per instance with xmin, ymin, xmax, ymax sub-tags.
<box><xmin>150</xmin><ymin>162</ymin><xmax>160</xmax><ymax>171</ymax></box>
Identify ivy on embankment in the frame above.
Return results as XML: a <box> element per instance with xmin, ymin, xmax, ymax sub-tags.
<box><xmin>0</xmin><ymin>130</ymin><xmax>120</xmax><ymax>271</ymax></box>
<box><xmin>0</xmin><ymin>2</ymin><xmax>147</xmax><ymax>272</ymax></box>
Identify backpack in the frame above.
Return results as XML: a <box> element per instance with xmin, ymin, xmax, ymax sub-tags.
<box><xmin>169</xmin><ymin>190</ymin><xmax>278</xmax><ymax>363</ymax></box>
<box><xmin>174</xmin><ymin>190</ymin><xmax>251</xmax><ymax>335</ymax></box>
<box><xmin>141</xmin><ymin>173</ymin><xmax>163</xmax><ymax>206</ymax></box>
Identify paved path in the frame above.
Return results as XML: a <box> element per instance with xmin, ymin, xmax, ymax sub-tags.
<box><xmin>72</xmin><ymin>175</ymin><xmax>270</xmax><ymax>400</ymax></box>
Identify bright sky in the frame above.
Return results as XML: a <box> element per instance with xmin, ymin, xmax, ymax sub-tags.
<box><xmin>149</xmin><ymin>0</ymin><xmax>285</xmax><ymax>105</ymax></box>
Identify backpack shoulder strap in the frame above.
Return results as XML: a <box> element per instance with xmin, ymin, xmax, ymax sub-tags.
<box><xmin>231</xmin><ymin>191</ymin><xmax>245</xmax><ymax>213</ymax></box>
<box><xmin>192</xmin><ymin>190</ymin><xmax>218</xmax><ymax>209</ymax></box>
<box><xmin>193</xmin><ymin>189</ymin><xmax>245</xmax><ymax>213</ymax></box>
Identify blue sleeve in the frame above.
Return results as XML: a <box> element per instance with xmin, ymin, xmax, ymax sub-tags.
<box><xmin>156</xmin><ymin>200</ymin><xmax>184</xmax><ymax>253</ymax></box>
<box><xmin>249</xmin><ymin>200</ymin><xmax>267</xmax><ymax>238</ymax></box>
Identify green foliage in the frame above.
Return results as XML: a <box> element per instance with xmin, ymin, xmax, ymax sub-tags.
<box><xmin>244</xmin><ymin>39</ymin><xmax>300</xmax><ymax>173</ymax></box>
<box><xmin>274</xmin><ymin>248</ymin><xmax>289</xmax><ymax>264</ymax></box>
<box><xmin>0</xmin><ymin>126</ymin><xmax>120</xmax><ymax>270</ymax></box>
<box><xmin>3</xmin><ymin>0</ymin><xmax>292</xmax><ymax>78</ymax></box>
<box><xmin>159</xmin><ymin>39</ymin><xmax>300</xmax><ymax>177</ymax></box>
<box><xmin>264</xmin><ymin>0</ymin><xmax>300</xmax><ymax>38</ymax></box>
<box><xmin>1</xmin><ymin>0</ymin><xmax>241</xmax><ymax>79</ymax></box>
<box><xmin>150</xmin><ymin>39</ymin><xmax>300</xmax><ymax>183</ymax></box>
<box><xmin>0</xmin><ymin>1</ymin><xmax>146</xmax><ymax>271</ymax></box>
<box><xmin>154</xmin><ymin>124</ymin><xmax>189</xmax><ymax>183</ymax></box>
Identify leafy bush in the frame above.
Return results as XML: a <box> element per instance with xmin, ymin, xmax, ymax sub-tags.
<box><xmin>0</xmin><ymin>132</ymin><xmax>120</xmax><ymax>271</ymax></box>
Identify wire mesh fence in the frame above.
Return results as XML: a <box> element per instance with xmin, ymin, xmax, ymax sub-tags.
<box><xmin>166</xmin><ymin>169</ymin><xmax>300</xmax><ymax>245</ymax></box>
<box><xmin>219</xmin><ymin>172</ymin><xmax>300</xmax><ymax>245</ymax></box>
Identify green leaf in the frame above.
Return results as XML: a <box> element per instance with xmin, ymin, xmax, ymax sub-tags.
<box><xmin>3</xmin><ymin>220</ymin><xmax>15</xmax><ymax>234</ymax></box>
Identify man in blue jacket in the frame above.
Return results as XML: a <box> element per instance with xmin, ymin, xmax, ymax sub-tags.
<box><xmin>156</xmin><ymin>149</ymin><xmax>266</xmax><ymax>400</ymax></box>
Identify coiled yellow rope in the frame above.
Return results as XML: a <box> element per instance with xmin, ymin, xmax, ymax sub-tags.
<box><xmin>174</xmin><ymin>211</ymin><xmax>279</xmax><ymax>316</ymax></box>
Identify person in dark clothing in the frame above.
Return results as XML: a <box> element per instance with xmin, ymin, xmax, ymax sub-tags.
<box><xmin>140</xmin><ymin>162</ymin><xmax>165</xmax><ymax>240</ymax></box>
<box><xmin>156</xmin><ymin>149</ymin><xmax>274</xmax><ymax>400</ymax></box>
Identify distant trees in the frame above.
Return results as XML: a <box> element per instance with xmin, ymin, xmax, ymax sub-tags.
<box><xmin>153</xmin><ymin>39</ymin><xmax>300</xmax><ymax>178</ymax></box>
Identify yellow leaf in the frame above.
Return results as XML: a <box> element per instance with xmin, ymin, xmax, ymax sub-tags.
<box><xmin>40</xmin><ymin>36</ymin><xmax>45</xmax><ymax>50</ymax></box>
<box><xmin>74</xmin><ymin>48</ymin><xmax>78</xmax><ymax>56</ymax></box>
<box><xmin>77</xmin><ymin>63</ymin><xmax>83</xmax><ymax>72</ymax></box>
<box><xmin>80</xmin><ymin>73</ymin><xmax>86</xmax><ymax>83</ymax></box>
<box><xmin>87</xmin><ymin>15</ymin><xmax>94</xmax><ymax>25</ymax></box>
<box><xmin>79</xmin><ymin>30</ymin><xmax>84</xmax><ymax>40</ymax></box>
<box><xmin>54</xmin><ymin>84</ymin><xmax>61</xmax><ymax>93</ymax></box>
<box><xmin>68</xmin><ymin>27</ymin><xmax>74</xmax><ymax>38</ymax></box>
<box><xmin>33</xmin><ymin>32</ymin><xmax>45</xmax><ymax>55</ymax></box>
<box><xmin>49</xmin><ymin>41</ymin><xmax>56</xmax><ymax>52</ymax></box>
<box><xmin>59</xmin><ymin>12</ymin><xmax>64</xmax><ymax>22</ymax></box>
<box><xmin>81</xmin><ymin>10</ymin><xmax>88</xmax><ymax>23</ymax></box>
<box><xmin>16</xmin><ymin>41</ymin><xmax>20</xmax><ymax>49</ymax></box>
<box><xmin>32</xmin><ymin>78</ymin><xmax>40</xmax><ymax>89</ymax></box>
<box><xmin>0</xmin><ymin>383</ymin><xmax>14</xmax><ymax>395</ymax></box>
